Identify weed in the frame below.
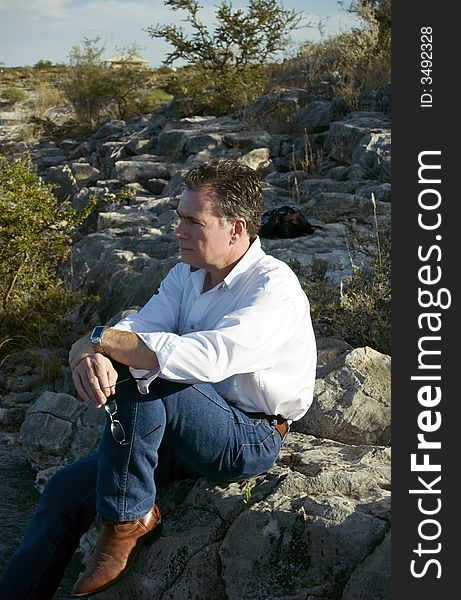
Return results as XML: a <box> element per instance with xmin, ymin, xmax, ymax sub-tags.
<box><xmin>292</xmin><ymin>197</ymin><xmax>391</xmax><ymax>354</ymax></box>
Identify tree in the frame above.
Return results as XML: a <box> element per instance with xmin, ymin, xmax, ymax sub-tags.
<box><xmin>146</xmin><ymin>0</ymin><xmax>308</xmax><ymax>114</ymax></box>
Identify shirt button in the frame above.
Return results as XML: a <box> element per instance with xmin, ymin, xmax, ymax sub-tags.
<box><xmin>190</xmin><ymin>324</ymin><xmax>195</xmax><ymax>329</ymax></box>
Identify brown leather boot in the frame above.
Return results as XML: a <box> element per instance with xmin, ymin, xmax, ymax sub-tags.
<box><xmin>72</xmin><ymin>504</ymin><xmax>162</xmax><ymax>597</ymax></box>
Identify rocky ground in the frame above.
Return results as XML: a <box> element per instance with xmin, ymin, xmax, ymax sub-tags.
<box><xmin>0</xmin><ymin>84</ymin><xmax>391</xmax><ymax>598</ymax></box>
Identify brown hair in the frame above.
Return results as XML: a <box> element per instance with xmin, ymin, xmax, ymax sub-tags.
<box><xmin>183</xmin><ymin>159</ymin><xmax>263</xmax><ymax>239</ymax></box>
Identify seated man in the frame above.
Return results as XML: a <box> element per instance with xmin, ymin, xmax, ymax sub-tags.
<box><xmin>0</xmin><ymin>158</ymin><xmax>317</xmax><ymax>599</ymax></box>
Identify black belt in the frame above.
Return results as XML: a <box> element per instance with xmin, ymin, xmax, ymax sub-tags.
<box><xmin>252</xmin><ymin>413</ymin><xmax>289</xmax><ymax>440</ymax></box>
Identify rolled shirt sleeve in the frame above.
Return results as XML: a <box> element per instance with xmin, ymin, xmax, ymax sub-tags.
<box><xmin>136</xmin><ymin>290</ymin><xmax>299</xmax><ymax>384</ymax></box>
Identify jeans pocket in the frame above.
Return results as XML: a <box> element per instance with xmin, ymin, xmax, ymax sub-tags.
<box><xmin>230</xmin><ymin>425</ymin><xmax>280</xmax><ymax>480</ymax></box>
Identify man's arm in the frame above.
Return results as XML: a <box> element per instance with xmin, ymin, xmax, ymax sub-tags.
<box><xmin>69</xmin><ymin>328</ymin><xmax>160</xmax><ymax>371</ymax></box>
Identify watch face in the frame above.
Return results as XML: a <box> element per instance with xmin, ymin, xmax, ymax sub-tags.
<box><xmin>91</xmin><ymin>326</ymin><xmax>105</xmax><ymax>342</ymax></box>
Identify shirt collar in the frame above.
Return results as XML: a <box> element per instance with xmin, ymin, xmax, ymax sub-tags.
<box><xmin>189</xmin><ymin>236</ymin><xmax>265</xmax><ymax>293</ymax></box>
<box><xmin>222</xmin><ymin>236</ymin><xmax>265</xmax><ymax>290</ymax></box>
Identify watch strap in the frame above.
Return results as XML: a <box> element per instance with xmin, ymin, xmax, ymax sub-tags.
<box><xmin>90</xmin><ymin>326</ymin><xmax>107</xmax><ymax>354</ymax></box>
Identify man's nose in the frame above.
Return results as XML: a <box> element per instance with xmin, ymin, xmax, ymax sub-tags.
<box><xmin>175</xmin><ymin>220</ymin><xmax>188</xmax><ymax>239</ymax></box>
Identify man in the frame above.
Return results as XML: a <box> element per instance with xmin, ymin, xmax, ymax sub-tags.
<box><xmin>0</xmin><ymin>159</ymin><xmax>316</xmax><ymax>598</ymax></box>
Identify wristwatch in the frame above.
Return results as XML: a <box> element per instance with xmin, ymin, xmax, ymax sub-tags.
<box><xmin>90</xmin><ymin>326</ymin><xmax>107</xmax><ymax>354</ymax></box>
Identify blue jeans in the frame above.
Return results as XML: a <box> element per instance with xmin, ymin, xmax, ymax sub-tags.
<box><xmin>0</xmin><ymin>363</ymin><xmax>285</xmax><ymax>599</ymax></box>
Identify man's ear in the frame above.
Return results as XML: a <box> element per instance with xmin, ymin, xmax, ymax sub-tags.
<box><xmin>232</xmin><ymin>217</ymin><xmax>247</xmax><ymax>240</ymax></box>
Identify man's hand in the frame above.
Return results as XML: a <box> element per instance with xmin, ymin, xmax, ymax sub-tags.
<box><xmin>71</xmin><ymin>354</ymin><xmax>118</xmax><ymax>408</ymax></box>
<box><xmin>69</xmin><ymin>334</ymin><xmax>95</xmax><ymax>371</ymax></box>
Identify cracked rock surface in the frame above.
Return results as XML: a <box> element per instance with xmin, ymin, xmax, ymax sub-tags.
<box><xmin>78</xmin><ymin>434</ymin><xmax>390</xmax><ymax>600</ymax></box>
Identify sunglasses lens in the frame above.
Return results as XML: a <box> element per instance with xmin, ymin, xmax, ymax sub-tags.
<box><xmin>110</xmin><ymin>420</ymin><xmax>125</xmax><ymax>444</ymax></box>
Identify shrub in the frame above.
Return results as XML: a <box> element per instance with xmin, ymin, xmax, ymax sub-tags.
<box><xmin>33</xmin><ymin>60</ymin><xmax>54</xmax><ymax>70</ymax></box>
<box><xmin>147</xmin><ymin>0</ymin><xmax>306</xmax><ymax>115</ymax></box>
<box><xmin>0</xmin><ymin>155</ymin><xmax>119</xmax><ymax>355</ymax></box>
<box><xmin>62</xmin><ymin>38</ymin><xmax>114</xmax><ymax>130</ymax></box>
<box><xmin>293</xmin><ymin>220</ymin><xmax>391</xmax><ymax>355</ymax></box>
<box><xmin>32</xmin><ymin>82</ymin><xmax>67</xmax><ymax>117</ymax></box>
<box><xmin>1</xmin><ymin>87</ymin><xmax>27</xmax><ymax>105</ymax></box>
<box><xmin>62</xmin><ymin>38</ymin><xmax>156</xmax><ymax>130</ymax></box>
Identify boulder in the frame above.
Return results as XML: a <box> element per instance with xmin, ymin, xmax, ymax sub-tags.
<box><xmin>68</xmin><ymin>230</ymin><xmax>179</xmax><ymax>322</ymax></box>
<box><xmin>358</xmin><ymin>82</ymin><xmax>391</xmax><ymax>113</ymax></box>
<box><xmin>19</xmin><ymin>390</ymin><xmax>106</xmax><ymax>473</ymax></box>
<box><xmin>342</xmin><ymin>531</ymin><xmax>391</xmax><ymax>600</ymax></box>
<box><xmin>223</xmin><ymin>129</ymin><xmax>276</xmax><ymax>154</ymax></box>
<box><xmin>355</xmin><ymin>181</ymin><xmax>392</xmax><ymax>203</ymax></box>
<box><xmin>246</xmin><ymin>89</ymin><xmax>310</xmax><ymax>120</ymax></box>
<box><xmin>69</xmin><ymin>162</ymin><xmax>101</xmax><ymax>187</ymax></box>
<box><xmin>114</xmin><ymin>159</ymin><xmax>171</xmax><ymax>183</ymax></box>
<box><xmin>19</xmin><ymin>391</ymin><xmax>85</xmax><ymax>469</ymax></box>
<box><xmin>327</xmin><ymin>112</ymin><xmax>391</xmax><ymax>165</ymax></box>
<box><xmin>300</xmin><ymin>191</ymin><xmax>391</xmax><ymax>225</ymax></box>
<box><xmin>80</xmin><ymin>433</ymin><xmax>390</xmax><ymax>600</ymax></box>
<box><xmin>245</xmin><ymin>89</ymin><xmax>310</xmax><ymax>133</ymax></box>
<box><xmin>91</xmin><ymin>119</ymin><xmax>127</xmax><ymax>140</ymax></box>
<box><xmin>261</xmin><ymin>223</ymin><xmax>362</xmax><ymax>285</ymax></box>
<box><xmin>237</xmin><ymin>147</ymin><xmax>271</xmax><ymax>172</ymax></box>
<box><xmin>145</xmin><ymin>178</ymin><xmax>169</xmax><ymax>194</ymax></box>
<box><xmin>68</xmin><ymin>141</ymin><xmax>93</xmax><ymax>160</ymax></box>
<box><xmin>291</xmin><ymin>100</ymin><xmax>335</xmax><ymax>133</ymax></box>
<box><xmin>293</xmin><ymin>347</ymin><xmax>391</xmax><ymax>445</ymax></box>
<box><xmin>352</xmin><ymin>131</ymin><xmax>391</xmax><ymax>181</ymax></box>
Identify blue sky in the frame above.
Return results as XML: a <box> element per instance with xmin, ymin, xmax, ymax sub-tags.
<box><xmin>0</xmin><ymin>0</ymin><xmax>358</xmax><ymax>67</ymax></box>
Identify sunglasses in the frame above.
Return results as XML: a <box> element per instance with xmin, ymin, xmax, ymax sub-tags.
<box><xmin>103</xmin><ymin>377</ymin><xmax>148</xmax><ymax>446</ymax></box>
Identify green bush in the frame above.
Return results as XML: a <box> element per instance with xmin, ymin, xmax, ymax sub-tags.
<box><xmin>1</xmin><ymin>87</ymin><xmax>27</xmax><ymax>104</ymax></box>
<box><xmin>0</xmin><ymin>156</ymin><xmax>106</xmax><ymax>355</ymax></box>
<box><xmin>62</xmin><ymin>38</ymin><xmax>156</xmax><ymax>130</ymax></box>
<box><xmin>147</xmin><ymin>0</ymin><xmax>305</xmax><ymax>115</ymax></box>
<box><xmin>62</xmin><ymin>38</ymin><xmax>114</xmax><ymax>130</ymax></box>
<box><xmin>33</xmin><ymin>60</ymin><xmax>54</xmax><ymax>70</ymax></box>
<box><xmin>164</xmin><ymin>64</ymin><xmax>268</xmax><ymax>116</ymax></box>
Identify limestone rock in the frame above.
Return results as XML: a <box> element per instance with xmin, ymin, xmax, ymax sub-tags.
<box><xmin>293</xmin><ymin>347</ymin><xmax>391</xmax><ymax>445</ymax></box>
<box><xmin>43</xmin><ymin>164</ymin><xmax>78</xmax><ymax>201</ymax></box>
<box><xmin>292</xmin><ymin>100</ymin><xmax>336</xmax><ymax>133</ymax></box>
<box><xmin>92</xmin><ymin>119</ymin><xmax>126</xmax><ymax>140</ymax></box>
<box><xmin>237</xmin><ymin>147</ymin><xmax>271</xmax><ymax>172</ymax></box>
<box><xmin>301</xmin><ymin>191</ymin><xmax>391</xmax><ymax>225</ymax></box>
<box><xmin>19</xmin><ymin>391</ymin><xmax>105</xmax><ymax>472</ymax></box>
<box><xmin>5</xmin><ymin>374</ymin><xmax>39</xmax><ymax>394</ymax></box>
<box><xmin>84</xmin><ymin>433</ymin><xmax>390</xmax><ymax>600</ymax></box>
<box><xmin>223</xmin><ymin>129</ymin><xmax>275</xmax><ymax>154</ymax></box>
<box><xmin>342</xmin><ymin>531</ymin><xmax>391</xmax><ymax>600</ymax></box>
<box><xmin>352</xmin><ymin>131</ymin><xmax>391</xmax><ymax>181</ymax></box>
<box><xmin>316</xmin><ymin>337</ymin><xmax>352</xmax><ymax>369</ymax></box>
<box><xmin>20</xmin><ymin>391</ymin><xmax>84</xmax><ymax>469</ymax></box>
<box><xmin>114</xmin><ymin>159</ymin><xmax>171</xmax><ymax>183</ymax></box>
<box><xmin>69</xmin><ymin>161</ymin><xmax>101</xmax><ymax>187</ymax></box>
<box><xmin>327</xmin><ymin>112</ymin><xmax>391</xmax><ymax>165</ymax></box>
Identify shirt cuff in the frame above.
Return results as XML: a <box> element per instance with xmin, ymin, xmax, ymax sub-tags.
<box><xmin>134</xmin><ymin>331</ymin><xmax>178</xmax><ymax>374</ymax></box>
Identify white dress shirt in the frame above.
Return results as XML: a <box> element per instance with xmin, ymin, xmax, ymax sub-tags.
<box><xmin>113</xmin><ymin>237</ymin><xmax>317</xmax><ymax>421</ymax></box>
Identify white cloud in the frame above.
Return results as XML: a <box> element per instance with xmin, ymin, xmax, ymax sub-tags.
<box><xmin>0</xmin><ymin>0</ymin><xmax>71</xmax><ymax>18</ymax></box>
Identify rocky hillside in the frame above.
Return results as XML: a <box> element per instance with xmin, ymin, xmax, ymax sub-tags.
<box><xmin>0</xmin><ymin>85</ymin><xmax>391</xmax><ymax>599</ymax></box>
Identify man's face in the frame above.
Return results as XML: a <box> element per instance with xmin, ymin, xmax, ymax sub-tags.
<box><xmin>175</xmin><ymin>188</ymin><xmax>235</xmax><ymax>271</ymax></box>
